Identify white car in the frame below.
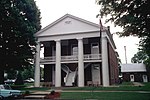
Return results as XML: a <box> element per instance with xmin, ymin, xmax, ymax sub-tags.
<box><xmin>0</xmin><ymin>84</ymin><xmax>22</xmax><ymax>99</ymax></box>
<box><xmin>24</xmin><ymin>78</ymin><xmax>34</xmax><ymax>83</ymax></box>
<box><xmin>4</xmin><ymin>79</ymin><xmax>16</xmax><ymax>84</ymax></box>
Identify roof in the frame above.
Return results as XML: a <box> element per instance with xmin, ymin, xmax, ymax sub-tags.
<box><xmin>121</xmin><ymin>63</ymin><xmax>147</xmax><ymax>72</ymax></box>
<box><xmin>34</xmin><ymin>13</ymin><xmax>117</xmax><ymax>50</ymax></box>
<box><xmin>35</xmin><ymin>14</ymin><xmax>101</xmax><ymax>36</ymax></box>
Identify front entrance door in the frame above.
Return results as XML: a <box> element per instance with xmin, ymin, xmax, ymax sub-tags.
<box><xmin>130</xmin><ymin>75</ymin><xmax>134</xmax><ymax>82</ymax></box>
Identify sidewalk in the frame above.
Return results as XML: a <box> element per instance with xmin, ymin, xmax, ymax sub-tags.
<box><xmin>132</xmin><ymin>82</ymin><xmax>144</xmax><ymax>86</ymax></box>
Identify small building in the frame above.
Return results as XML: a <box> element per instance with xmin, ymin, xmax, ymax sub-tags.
<box><xmin>121</xmin><ymin>63</ymin><xmax>148</xmax><ymax>82</ymax></box>
<box><xmin>34</xmin><ymin>14</ymin><xmax>119</xmax><ymax>87</ymax></box>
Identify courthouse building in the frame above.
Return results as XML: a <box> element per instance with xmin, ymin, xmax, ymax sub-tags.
<box><xmin>34</xmin><ymin>14</ymin><xmax>119</xmax><ymax>87</ymax></box>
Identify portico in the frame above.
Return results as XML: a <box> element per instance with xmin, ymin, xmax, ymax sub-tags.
<box><xmin>34</xmin><ymin>14</ymin><xmax>119</xmax><ymax>87</ymax></box>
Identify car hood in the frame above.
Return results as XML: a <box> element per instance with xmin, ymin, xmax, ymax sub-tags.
<box><xmin>1</xmin><ymin>89</ymin><xmax>21</xmax><ymax>93</ymax></box>
<box><xmin>10</xmin><ymin>90</ymin><xmax>21</xmax><ymax>93</ymax></box>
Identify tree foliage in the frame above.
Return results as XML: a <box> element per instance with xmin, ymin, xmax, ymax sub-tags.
<box><xmin>0</xmin><ymin>0</ymin><xmax>41</xmax><ymax>83</ymax></box>
<box><xmin>6</xmin><ymin>65</ymin><xmax>34</xmax><ymax>80</ymax></box>
<box><xmin>131</xmin><ymin>50</ymin><xmax>148</xmax><ymax>63</ymax></box>
<box><xmin>97</xmin><ymin>0</ymin><xmax>150</xmax><ymax>66</ymax></box>
<box><xmin>22</xmin><ymin>66</ymin><xmax>34</xmax><ymax>80</ymax></box>
<box><xmin>97</xmin><ymin>0</ymin><xmax>150</xmax><ymax>36</ymax></box>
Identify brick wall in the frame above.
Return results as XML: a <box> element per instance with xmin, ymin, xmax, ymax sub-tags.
<box><xmin>108</xmin><ymin>42</ymin><xmax>119</xmax><ymax>85</ymax></box>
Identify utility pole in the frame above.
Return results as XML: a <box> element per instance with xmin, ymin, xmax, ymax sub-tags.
<box><xmin>124</xmin><ymin>46</ymin><xmax>127</xmax><ymax>64</ymax></box>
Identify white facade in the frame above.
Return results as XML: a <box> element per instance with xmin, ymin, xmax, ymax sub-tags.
<box><xmin>34</xmin><ymin>14</ymin><xmax>118</xmax><ymax>87</ymax></box>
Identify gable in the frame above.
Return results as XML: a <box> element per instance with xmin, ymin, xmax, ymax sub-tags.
<box><xmin>35</xmin><ymin>14</ymin><xmax>100</xmax><ymax>37</ymax></box>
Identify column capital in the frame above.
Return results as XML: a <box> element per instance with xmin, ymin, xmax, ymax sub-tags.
<box><xmin>76</xmin><ymin>38</ymin><xmax>83</xmax><ymax>40</ymax></box>
<box><xmin>55</xmin><ymin>39</ymin><xmax>61</xmax><ymax>42</ymax></box>
<box><xmin>36</xmin><ymin>41</ymin><xmax>41</xmax><ymax>44</ymax></box>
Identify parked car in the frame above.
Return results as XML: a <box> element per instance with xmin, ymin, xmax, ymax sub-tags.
<box><xmin>4</xmin><ymin>79</ymin><xmax>16</xmax><ymax>84</ymax></box>
<box><xmin>0</xmin><ymin>85</ymin><xmax>12</xmax><ymax>99</ymax></box>
<box><xmin>0</xmin><ymin>84</ymin><xmax>22</xmax><ymax>99</ymax></box>
<box><xmin>24</xmin><ymin>78</ymin><xmax>34</xmax><ymax>83</ymax></box>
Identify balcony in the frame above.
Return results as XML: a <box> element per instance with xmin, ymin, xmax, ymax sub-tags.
<box><xmin>40</xmin><ymin>54</ymin><xmax>101</xmax><ymax>64</ymax></box>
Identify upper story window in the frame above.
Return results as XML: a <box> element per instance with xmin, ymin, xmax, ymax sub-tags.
<box><xmin>91</xmin><ymin>43</ymin><xmax>99</xmax><ymax>54</ymax></box>
<box><xmin>71</xmin><ymin>44</ymin><xmax>78</xmax><ymax>55</ymax></box>
<box><xmin>52</xmin><ymin>46</ymin><xmax>56</xmax><ymax>56</ymax></box>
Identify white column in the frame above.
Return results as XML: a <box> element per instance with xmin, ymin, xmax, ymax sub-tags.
<box><xmin>102</xmin><ymin>36</ymin><xmax>110</xmax><ymax>87</ymax></box>
<box><xmin>55</xmin><ymin>40</ymin><xmax>61</xmax><ymax>87</ymax></box>
<box><xmin>34</xmin><ymin>42</ymin><xmax>40</xmax><ymax>87</ymax></box>
<box><xmin>77</xmin><ymin>38</ymin><xmax>84</xmax><ymax>87</ymax></box>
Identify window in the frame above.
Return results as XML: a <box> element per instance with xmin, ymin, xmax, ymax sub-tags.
<box><xmin>91</xmin><ymin>43</ymin><xmax>99</xmax><ymax>54</ymax></box>
<box><xmin>71</xmin><ymin>44</ymin><xmax>78</xmax><ymax>55</ymax></box>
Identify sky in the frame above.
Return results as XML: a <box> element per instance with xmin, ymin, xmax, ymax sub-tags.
<box><xmin>35</xmin><ymin>0</ymin><xmax>140</xmax><ymax>64</ymax></box>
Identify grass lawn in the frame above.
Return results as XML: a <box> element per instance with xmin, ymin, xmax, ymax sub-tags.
<box><xmin>62</xmin><ymin>82</ymin><xmax>150</xmax><ymax>91</ymax></box>
<box><xmin>18</xmin><ymin>82</ymin><xmax>150</xmax><ymax>99</ymax></box>
<box><xmin>61</xmin><ymin>92</ymin><xmax>150</xmax><ymax>100</ymax></box>
<box><xmin>61</xmin><ymin>82</ymin><xmax>150</xmax><ymax>100</ymax></box>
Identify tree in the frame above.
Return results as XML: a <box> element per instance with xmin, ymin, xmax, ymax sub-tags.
<box><xmin>5</xmin><ymin>69</ymin><xmax>17</xmax><ymax>79</ymax></box>
<box><xmin>131</xmin><ymin>50</ymin><xmax>148</xmax><ymax>63</ymax></box>
<box><xmin>0</xmin><ymin>0</ymin><xmax>41</xmax><ymax>83</ymax></box>
<box><xmin>6</xmin><ymin>65</ymin><xmax>34</xmax><ymax>80</ymax></box>
<box><xmin>97</xmin><ymin>0</ymin><xmax>150</xmax><ymax>36</ymax></box>
<box><xmin>22</xmin><ymin>65</ymin><xmax>34</xmax><ymax>80</ymax></box>
<box><xmin>97</xmin><ymin>0</ymin><xmax>150</xmax><ymax>66</ymax></box>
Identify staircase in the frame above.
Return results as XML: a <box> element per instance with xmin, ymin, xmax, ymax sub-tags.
<box><xmin>65</xmin><ymin>71</ymin><xmax>76</xmax><ymax>86</ymax></box>
<box><xmin>62</xmin><ymin>65</ymin><xmax>77</xmax><ymax>86</ymax></box>
<box><xmin>61</xmin><ymin>63</ymin><xmax>91</xmax><ymax>86</ymax></box>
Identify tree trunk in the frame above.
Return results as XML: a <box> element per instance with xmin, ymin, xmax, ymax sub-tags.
<box><xmin>0</xmin><ymin>69</ymin><xmax>4</xmax><ymax>84</ymax></box>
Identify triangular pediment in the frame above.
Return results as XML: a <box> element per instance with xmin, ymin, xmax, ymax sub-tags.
<box><xmin>35</xmin><ymin>14</ymin><xmax>100</xmax><ymax>37</ymax></box>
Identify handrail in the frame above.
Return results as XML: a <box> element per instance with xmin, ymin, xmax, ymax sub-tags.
<box><xmin>72</xmin><ymin>68</ymin><xmax>78</xmax><ymax>83</ymax></box>
<box><xmin>61</xmin><ymin>55</ymin><xmax>78</xmax><ymax>61</ymax></box>
<box><xmin>62</xmin><ymin>65</ymin><xmax>70</xmax><ymax>83</ymax></box>
<box><xmin>40</xmin><ymin>56</ymin><xmax>55</xmax><ymax>62</ymax></box>
<box><xmin>84</xmin><ymin>54</ymin><xmax>101</xmax><ymax>60</ymax></box>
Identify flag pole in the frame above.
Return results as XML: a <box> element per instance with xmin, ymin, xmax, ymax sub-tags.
<box><xmin>99</xmin><ymin>19</ymin><xmax>103</xmax><ymax>54</ymax></box>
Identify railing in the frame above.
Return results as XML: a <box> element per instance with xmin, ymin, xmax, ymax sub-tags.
<box><xmin>61</xmin><ymin>55</ymin><xmax>78</xmax><ymax>61</ymax></box>
<box><xmin>40</xmin><ymin>54</ymin><xmax>101</xmax><ymax>63</ymax></box>
<box><xmin>40</xmin><ymin>56</ymin><xmax>55</xmax><ymax>63</ymax></box>
<box><xmin>84</xmin><ymin>54</ymin><xmax>101</xmax><ymax>60</ymax></box>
